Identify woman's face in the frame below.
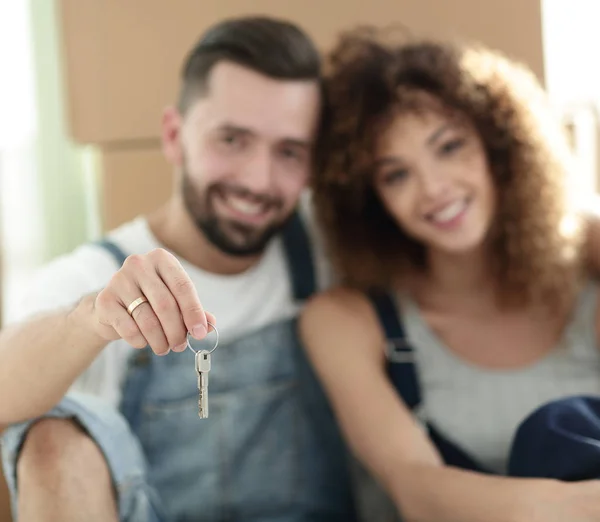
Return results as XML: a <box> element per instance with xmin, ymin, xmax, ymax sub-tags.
<box><xmin>372</xmin><ymin>105</ymin><xmax>496</xmax><ymax>256</ymax></box>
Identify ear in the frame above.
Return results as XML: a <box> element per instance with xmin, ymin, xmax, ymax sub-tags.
<box><xmin>161</xmin><ymin>105</ymin><xmax>184</xmax><ymax>167</ymax></box>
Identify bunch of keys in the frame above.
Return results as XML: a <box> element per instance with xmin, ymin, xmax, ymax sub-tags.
<box><xmin>187</xmin><ymin>321</ymin><xmax>219</xmax><ymax>419</ymax></box>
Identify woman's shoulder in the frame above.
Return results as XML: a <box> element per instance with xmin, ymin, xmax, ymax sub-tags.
<box><xmin>299</xmin><ymin>285</ymin><xmax>387</xmax><ymax>352</ymax></box>
<box><xmin>299</xmin><ymin>286</ymin><xmax>385</xmax><ymax>364</ymax></box>
<box><xmin>303</xmin><ymin>285</ymin><xmax>375</xmax><ymax>322</ymax></box>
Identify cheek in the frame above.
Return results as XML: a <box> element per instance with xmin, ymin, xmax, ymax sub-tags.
<box><xmin>376</xmin><ymin>183</ymin><xmax>415</xmax><ymax>226</ymax></box>
<box><xmin>480</xmin><ymin>175</ymin><xmax>497</xmax><ymax>218</ymax></box>
<box><xmin>469</xmin><ymin>161</ymin><xmax>495</xmax><ymax>203</ymax></box>
<box><xmin>479</xmin><ymin>163</ymin><xmax>494</xmax><ymax>194</ymax></box>
<box><xmin>462</xmin><ymin>144</ymin><xmax>491</xmax><ymax>187</ymax></box>
<box><xmin>189</xmin><ymin>144</ymin><xmax>235</xmax><ymax>185</ymax></box>
<box><xmin>276</xmin><ymin>164</ymin><xmax>310</xmax><ymax>200</ymax></box>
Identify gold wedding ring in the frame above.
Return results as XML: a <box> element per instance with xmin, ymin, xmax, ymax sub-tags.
<box><xmin>127</xmin><ymin>296</ymin><xmax>149</xmax><ymax>316</ymax></box>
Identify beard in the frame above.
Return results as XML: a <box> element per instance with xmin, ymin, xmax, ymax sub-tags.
<box><xmin>181</xmin><ymin>168</ymin><xmax>292</xmax><ymax>257</ymax></box>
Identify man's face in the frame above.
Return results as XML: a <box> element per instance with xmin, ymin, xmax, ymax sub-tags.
<box><xmin>162</xmin><ymin>61</ymin><xmax>321</xmax><ymax>256</ymax></box>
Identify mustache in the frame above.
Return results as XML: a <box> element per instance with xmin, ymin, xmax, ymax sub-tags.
<box><xmin>209</xmin><ymin>183</ymin><xmax>283</xmax><ymax>209</ymax></box>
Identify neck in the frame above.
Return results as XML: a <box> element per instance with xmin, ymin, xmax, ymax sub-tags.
<box><xmin>146</xmin><ymin>196</ymin><xmax>262</xmax><ymax>275</ymax></box>
<box><xmin>413</xmin><ymin>246</ymin><xmax>496</xmax><ymax>307</ymax></box>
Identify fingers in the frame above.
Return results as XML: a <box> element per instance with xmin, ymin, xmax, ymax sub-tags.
<box><xmin>205</xmin><ymin>311</ymin><xmax>217</xmax><ymax>332</ymax></box>
<box><xmin>153</xmin><ymin>250</ymin><xmax>209</xmax><ymax>339</ymax></box>
<box><xmin>95</xmin><ymin>248</ymin><xmax>215</xmax><ymax>357</ymax></box>
<box><xmin>114</xmin><ymin>270</ymin><xmax>169</xmax><ymax>356</ymax></box>
<box><xmin>95</xmin><ymin>288</ymin><xmax>148</xmax><ymax>348</ymax></box>
<box><xmin>131</xmin><ymin>257</ymin><xmax>190</xmax><ymax>353</ymax></box>
<box><xmin>121</xmin><ymin>255</ymin><xmax>174</xmax><ymax>355</ymax></box>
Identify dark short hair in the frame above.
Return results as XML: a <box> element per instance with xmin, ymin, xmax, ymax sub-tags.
<box><xmin>178</xmin><ymin>16</ymin><xmax>322</xmax><ymax>112</ymax></box>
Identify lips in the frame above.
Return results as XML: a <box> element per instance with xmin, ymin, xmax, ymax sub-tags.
<box><xmin>425</xmin><ymin>198</ymin><xmax>469</xmax><ymax>225</ymax></box>
<box><xmin>222</xmin><ymin>194</ymin><xmax>267</xmax><ymax>217</ymax></box>
<box><xmin>213</xmin><ymin>191</ymin><xmax>275</xmax><ymax>226</ymax></box>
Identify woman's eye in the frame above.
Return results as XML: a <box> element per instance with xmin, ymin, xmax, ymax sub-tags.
<box><xmin>382</xmin><ymin>168</ymin><xmax>409</xmax><ymax>184</ymax></box>
<box><xmin>439</xmin><ymin>138</ymin><xmax>465</xmax><ymax>156</ymax></box>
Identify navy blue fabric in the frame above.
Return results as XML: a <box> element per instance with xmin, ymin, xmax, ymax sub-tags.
<box><xmin>280</xmin><ymin>211</ymin><xmax>317</xmax><ymax>301</ymax></box>
<box><xmin>368</xmin><ymin>291</ymin><xmax>421</xmax><ymax>410</ymax></box>
<box><xmin>368</xmin><ymin>290</ymin><xmax>600</xmax><ymax>480</ymax></box>
<box><xmin>97</xmin><ymin>238</ymin><xmax>128</xmax><ymax>266</ymax></box>
<box><xmin>508</xmin><ymin>395</ymin><xmax>600</xmax><ymax>481</ymax></box>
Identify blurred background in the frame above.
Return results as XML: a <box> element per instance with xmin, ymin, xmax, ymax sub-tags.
<box><xmin>0</xmin><ymin>0</ymin><xmax>597</xmax><ymax>519</ymax></box>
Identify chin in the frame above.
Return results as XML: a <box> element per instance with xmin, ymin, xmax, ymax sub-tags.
<box><xmin>428</xmin><ymin>232</ymin><xmax>488</xmax><ymax>257</ymax></box>
<box><xmin>439</xmin><ymin>244</ymin><xmax>482</xmax><ymax>257</ymax></box>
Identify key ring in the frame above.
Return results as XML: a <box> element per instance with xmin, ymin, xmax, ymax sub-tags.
<box><xmin>186</xmin><ymin>321</ymin><xmax>219</xmax><ymax>355</ymax></box>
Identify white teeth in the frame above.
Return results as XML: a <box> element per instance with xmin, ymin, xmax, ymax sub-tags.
<box><xmin>225</xmin><ymin>196</ymin><xmax>265</xmax><ymax>216</ymax></box>
<box><xmin>430</xmin><ymin>200</ymin><xmax>467</xmax><ymax>223</ymax></box>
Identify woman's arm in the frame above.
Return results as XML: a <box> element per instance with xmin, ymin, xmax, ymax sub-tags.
<box><xmin>299</xmin><ymin>287</ymin><xmax>587</xmax><ymax>522</ymax></box>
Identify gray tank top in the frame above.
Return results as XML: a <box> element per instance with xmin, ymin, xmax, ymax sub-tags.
<box><xmin>398</xmin><ymin>280</ymin><xmax>600</xmax><ymax>473</ymax></box>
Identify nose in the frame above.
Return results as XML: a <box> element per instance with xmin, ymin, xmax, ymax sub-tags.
<box><xmin>240</xmin><ymin>147</ymin><xmax>274</xmax><ymax>193</ymax></box>
<box><xmin>417</xmin><ymin>167</ymin><xmax>449</xmax><ymax>200</ymax></box>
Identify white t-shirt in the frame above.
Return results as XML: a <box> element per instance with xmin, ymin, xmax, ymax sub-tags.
<box><xmin>7</xmin><ymin>199</ymin><xmax>332</xmax><ymax>409</ymax></box>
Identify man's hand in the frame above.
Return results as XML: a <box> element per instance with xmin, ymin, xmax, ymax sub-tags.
<box><xmin>90</xmin><ymin>248</ymin><xmax>215</xmax><ymax>355</ymax></box>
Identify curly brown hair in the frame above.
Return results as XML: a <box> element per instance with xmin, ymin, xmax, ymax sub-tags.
<box><xmin>312</xmin><ymin>26</ymin><xmax>587</xmax><ymax>309</ymax></box>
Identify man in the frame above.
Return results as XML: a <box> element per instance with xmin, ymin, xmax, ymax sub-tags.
<box><xmin>0</xmin><ymin>16</ymin><xmax>357</xmax><ymax>522</ymax></box>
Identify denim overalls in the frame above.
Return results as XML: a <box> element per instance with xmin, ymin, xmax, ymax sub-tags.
<box><xmin>369</xmin><ymin>289</ymin><xmax>600</xmax><ymax>482</ymax></box>
<box><xmin>2</xmin><ymin>213</ymin><xmax>358</xmax><ymax>522</ymax></box>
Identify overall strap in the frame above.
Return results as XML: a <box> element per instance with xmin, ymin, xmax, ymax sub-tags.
<box><xmin>367</xmin><ymin>290</ymin><xmax>421</xmax><ymax>409</ymax></box>
<box><xmin>367</xmin><ymin>290</ymin><xmax>488</xmax><ymax>473</ymax></box>
<box><xmin>96</xmin><ymin>238</ymin><xmax>128</xmax><ymax>267</ymax></box>
<box><xmin>281</xmin><ymin>211</ymin><xmax>317</xmax><ymax>301</ymax></box>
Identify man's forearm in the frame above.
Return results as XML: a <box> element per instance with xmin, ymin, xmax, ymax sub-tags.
<box><xmin>0</xmin><ymin>294</ymin><xmax>108</xmax><ymax>424</ymax></box>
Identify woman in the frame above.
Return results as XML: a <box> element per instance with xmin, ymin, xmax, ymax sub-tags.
<box><xmin>300</xmin><ymin>26</ymin><xmax>600</xmax><ymax>522</ymax></box>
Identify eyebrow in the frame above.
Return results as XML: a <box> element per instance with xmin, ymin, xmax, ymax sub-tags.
<box><xmin>282</xmin><ymin>138</ymin><xmax>312</xmax><ymax>149</ymax></box>
<box><xmin>373</xmin><ymin>157</ymin><xmax>402</xmax><ymax>170</ymax></box>
<box><xmin>426</xmin><ymin>123</ymin><xmax>454</xmax><ymax>146</ymax></box>
<box><xmin>216</xmin><ymin>123</ymin><xmax>311</xmax><ymax>148</ymax></box>
<box><xmin>216</xmin><ymin>123</ymin><xmax>252</xmax><ymax>135</ymax></box>
<box><xmin>372</xmin><ymin>123</ymin><xmax>457</xmax><ymax>170</ymax></box>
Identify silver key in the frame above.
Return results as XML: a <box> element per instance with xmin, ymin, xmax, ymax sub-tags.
<box><xmin>195</xmin><ymin>350</ymin><xmax>211</xmax><ymax>418</ymax></box>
